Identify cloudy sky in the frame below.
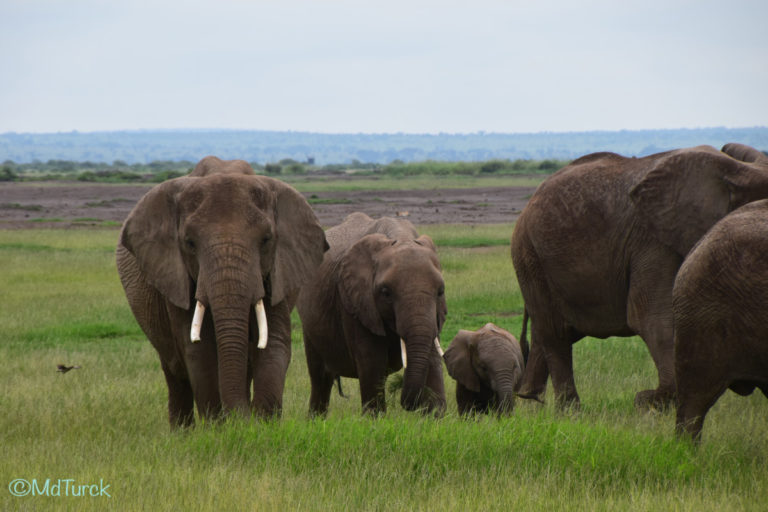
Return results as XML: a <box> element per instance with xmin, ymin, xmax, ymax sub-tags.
<box><xmin>1</xmin><ymin>0</ymin><xmax>766</xmax><ymax>134</ymax></box>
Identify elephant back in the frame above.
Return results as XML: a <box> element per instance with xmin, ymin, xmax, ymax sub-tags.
<box><xmin>326</xmin><ymin>212</ymin><xmax>420</xmax><ymax>257</ymax></box>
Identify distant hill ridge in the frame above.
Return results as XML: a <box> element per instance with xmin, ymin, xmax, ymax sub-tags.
<box><xmin>1</xmin><ymin>127</ymin><xmax>766</xmax><ymax>165</ymax></box>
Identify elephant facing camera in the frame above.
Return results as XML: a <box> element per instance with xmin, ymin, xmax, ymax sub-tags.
<box><xmin>116</xmin><ymin>156</ymin><xmax>328</xmax><ymax>429</ymax></box>
<box><xmin>297</xmin><ymin>212</ymin><xmax>448</xmax><ymax>416</ymax></box>
<box><xmin>444</xmin><ymin>323</ymin><xmax>527</xmax><ymax>416</ymax></box>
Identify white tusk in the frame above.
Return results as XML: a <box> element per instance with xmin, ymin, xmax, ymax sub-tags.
<box><xmin>256</xmin><ymin>299</ymin><xmax>268</xmax><ymax>349</ymax></box>
<box><xmin>190</xmin><ymin>301</ymin><xmax>205</xmax><ymax>343</ymax></box>
<box><xmin>434</xmin><ymin>337</ymin><xmax>444</xmax><ymax>357</ymax></box>
<box><xmin>400</xmin><ymin>338</ymin><xmax>407</xmax><ymax>369</ymax></box>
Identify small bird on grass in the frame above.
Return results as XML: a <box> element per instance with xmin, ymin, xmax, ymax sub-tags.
<box><xmin>56</xmin><ymin>364</ymin><xmax>81</xmax><ymax>374</ymax></box>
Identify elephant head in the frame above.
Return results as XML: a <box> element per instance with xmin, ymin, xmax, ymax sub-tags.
<box><xmin>630</xmin><ymin>143</ymin><xmax>768</xmax><ymax>258</ymax></box>
<box><xmin>444</xmin><ymin>323</ymin><xmax>525</xmax><ymax>414</ymax></box>
<box><xmin>120</xmin><ymin>157</ymin><xmax>327</xmax><ymax>415</ymax></box>
<box><xmin>339</xmin><ymin>233</ymin><xmax>447</xmax><ymax>412</ymax></box>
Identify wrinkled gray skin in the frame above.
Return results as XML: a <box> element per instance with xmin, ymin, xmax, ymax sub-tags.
<box><xmin>297</xmin><ymin>212</ymin><xmax>447</xmax><ymax>416</ymax></box>
<box><xmin>116</xmin><ymin>156</ymin><xmax>327</xmax><ymax>429</ymax></box>
<box><xmin>444</xmin><ymin>323</ymin><xmax>527</xmax><ymax>415</ymax></box>
<box><xmin>674</xmin><ymin>199</ymin><xmax>768</xmax><ymax>441</ymax></box>
<box><xmin>512</xmin><ymin>143</ymin><xmax>768</xmax><ymax>410</ymax></box>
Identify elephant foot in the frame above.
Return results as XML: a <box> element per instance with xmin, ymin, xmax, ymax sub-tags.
<box><xmin>634</xmin><ymin>389</ymin><xmax>675</xmax><ymax>411</ymax></box>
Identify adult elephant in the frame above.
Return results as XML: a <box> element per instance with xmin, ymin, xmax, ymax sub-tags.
<box><xmin>116</xmin><ymin>156</ymin><xmax>327</xmax><ymax>428</ymax></box>
<box><xmin>511</xmin><ymin>143</ymin><xmax>768</xmax><ymax>410</ymax></box>
<box><xmin>297</xmin><ymin>212</ymin><xmax>447</xmax><ymax>416</ymax></box>
<box><xmin>444</xmin><ymin>323</ymin><xmax>527</xmax><ymax>415</ymax></box>
<box><xmin>674</xmin><ymin>199</ymin><xmax>768</xmax><ymax>441</ymax></box>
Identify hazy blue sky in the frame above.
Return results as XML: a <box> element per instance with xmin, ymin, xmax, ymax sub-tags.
<box><xmin>1</xmin><ymin>0</ymin><xmax>766</xmax><ymax>134</ymax></box>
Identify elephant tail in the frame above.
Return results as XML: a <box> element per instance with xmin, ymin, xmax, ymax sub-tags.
<box><xmin>336</xmin><ymin>376</ymin><xmax>348</xmax><ymax>399</ymax></box>
<box><xmin>520</xmin><ymin>307</ymin><xmax>530</xmax><ymax>365</ymax></box>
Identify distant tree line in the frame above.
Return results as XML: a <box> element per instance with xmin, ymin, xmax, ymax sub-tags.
<box><xmin>1</xmin><ymin>127</ymin><xmax>765</xmax><ymax>165</ymax></box>
<box><xmin>0</xmin><ymin>157</ymin><xmax>571</xmax><ymax>183</ymax></box>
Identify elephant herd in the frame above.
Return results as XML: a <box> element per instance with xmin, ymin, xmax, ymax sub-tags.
<box><xmin>117</xmin><ymin>144</ymin><xmax>768</xmax><ymax>442</ymax></box>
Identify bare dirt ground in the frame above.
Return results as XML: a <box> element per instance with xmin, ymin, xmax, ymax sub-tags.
<box><xmin>0</xmin><ymin>181</ymin><xmax>537</xmax><ymax>229</ymax></box>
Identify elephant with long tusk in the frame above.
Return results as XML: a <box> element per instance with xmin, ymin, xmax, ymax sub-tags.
<box><xmin>298</xmin><ymin>212</ymin><xmax>448</xmax><ymax>416</ymax></box>
<box><xmin>117</xmin><ymin>156</ymin><xmax>328</xmax><ymax>429</ymax></box>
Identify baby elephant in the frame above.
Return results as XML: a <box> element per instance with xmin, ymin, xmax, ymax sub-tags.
<box><xmin>673</xmin><ymin>199</ymin><xmax>768</xmax><ymax>441</ymax></box>
<box><xmin>444</xmin><ymin>323</ymin><xmax>527</xmax><ymax>415</ymax></box>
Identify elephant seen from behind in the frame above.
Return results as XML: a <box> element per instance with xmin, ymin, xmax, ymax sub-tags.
<box><xmin>297</xmin><ymin>212</ymin><xmax>447</xmax><ymax>416</ymax></box>
<box><xmin>512</xmin><ymin>143</ymin><xmax>768</xmax><ymax>410</ymax></box>
<box><xmin>444</xmin><ymin>323</ymin><xmax>527</xmax><ymax>415</ymax></box>
<box><xmin>673</xmin><ymin>199</ymin><xmax>768</xmax><ymax>441</ymax></box>
<box><xmin>116</xmin><ymin>156</ymin><xmax>328</xmax><ymax>428</ymax></box>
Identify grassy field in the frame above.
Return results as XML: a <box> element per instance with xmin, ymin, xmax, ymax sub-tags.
<box><xmin>1</xmin><ymin>227</ymin><xmax>766</xmax><ymax>511</ymax></box>
<box><xmin>282</xmin><ymin>174</ymin><xmax>545</xmax><ymax>193</ymax></box>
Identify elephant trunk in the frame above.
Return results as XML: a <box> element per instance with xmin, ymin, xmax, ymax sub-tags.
<box><xmin>210</xmin><ymin>289</ymin><xmax>252</xmax><ymax>415</ymax></box>
<box><xmin>400</xmin><ymin>333</ymin><xmax>435</xmax><ymax>411</ymax></box>
<box><xmin>494</xmin><ymin>371</ymin><xmax>519</xmax><ymax>414</ymax></box>
<box><xmin>200</xmin><ymin>243</ymin><xmax>266</xmax><ymax>417</ymax></box>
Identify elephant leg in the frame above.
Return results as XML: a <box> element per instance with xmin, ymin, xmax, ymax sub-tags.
<box><xmin>533</xmin><ymin>318</ymin><xmax>580</xmax><ymax>409</ymax></box>
<box><xmin>177</xmin><ymin>306</ymin><xmax>222</xmax><ymax>420</ymax></box>
<box><xmin>455</xmin><ymin>384</ymin><xmax>477</xmax><ymax>415</ymax></box>
<box><xmin>251</xmin><ymin>342</ymin><xmax>290</xmax><ymax>417</ymax></box>
<box><xmin>675</xmin><ymin>378</ymin><xmax>727</xmax><ymax>442</ymax></box>
<box><xmin>516</xmin><ymin>340</ymin><xmax>549</xmax><ymax>402</ymax></box>
<box><xmin>358</xmin><ymin>370</ymin><xmax>387</xmax><ymax>414</ymax></box>
<box><xmin>161</xmin><ymin>362</ymin><xmax>195</xmax><ymax>429</ymax></box>
<box><xmin>250</xmin><ymin>300</ymin><xmax>293</xmax><ymax>418</ymax></box>
<box><xmin>353</xmin><ymin>338</ymin><xmax>388</xmax><ymax>415</ymax></box>
<box><xmin>304</xmin><ymin>337</ymin><xmax>335</xmax><ymax>416</ymax></box>
<box><xmin>627</xmin><ymin>256</ymin><xmax>679</xmax><ymax>410</ymax></box>
<box><xmin>422</xmin><ymin>352</ymin><xmax>446</xmax><ymax>416</ymax></box>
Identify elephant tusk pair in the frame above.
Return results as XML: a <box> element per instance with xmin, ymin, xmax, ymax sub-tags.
<box><xmin>189</xmin><ymin>299</ymin><xmax>269</xmax><ymax>349</ymax></box>
<box><xmin>400</xmin><ymin>337</ymin><xmax>444</xmax><ymax>369</ymax></box>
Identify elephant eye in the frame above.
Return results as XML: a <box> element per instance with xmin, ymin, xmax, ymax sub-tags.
<box><xmin>184</xmin><ymin>238</ymin><xmax>196</xmax><ymax>252</ymax></box>
<box><xmin>380</xmin><ymin>286</ymin><xmax>392</xmax><ymax>299</ymax></box>
<box><xmin>437</xmin><ymin>286</ymin><xmax>445</xmax><ymax>297</ymax></box>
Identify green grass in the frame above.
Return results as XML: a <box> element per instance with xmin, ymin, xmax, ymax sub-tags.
<box><xmin>282</xmin><ymin>174</ymin><xmax>545</xmax><ymax>193</ymax></box>
<box><xmin>306</xmin><ymin>196</ymin><xmax>355</xmax><ymax>205</ymax></box>
<box><xmin>1</xmin><ymin>228</ymin><xmax>766</xmax><ymax>510</ymax></box>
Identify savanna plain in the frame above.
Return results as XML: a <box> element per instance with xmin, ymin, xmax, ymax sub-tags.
<box><xmin>1</xmin><ymin>174</ymin><xmax>767</xmax><ymax>511</ymax></box>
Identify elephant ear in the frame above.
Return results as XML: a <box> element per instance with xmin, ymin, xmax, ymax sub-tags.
<box><xmin>268</xmin><ymin>178</ymin><xmax>329</xmax><ymax>306</ymax></box>
<box><xmin>339</xmin><ymin>234</ymin><xmax>393</xmax><ymax>336</ymax></box>
<box><xmin>120</xmin><ymin>177</ymin><xmax>194</xmax><ymax>309</ymax></box>
<box><xmin>629</xmin><ymin>146</ymin><xmax>768</xmax><ymax>257</ymax></box>
<box><xmin>414</xmin><ymin>234</ymin><xmax>438</xmax><ymax>255</ymax></box>
<box><xmin>414</xmin><ymin>234</ymin><xmax>447</xmax><ymax>329</ymax></box>
<box><xmin>444</xmin><ymin>331</ymin><xmax>482</xmax><ymax>393</ymax></box>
